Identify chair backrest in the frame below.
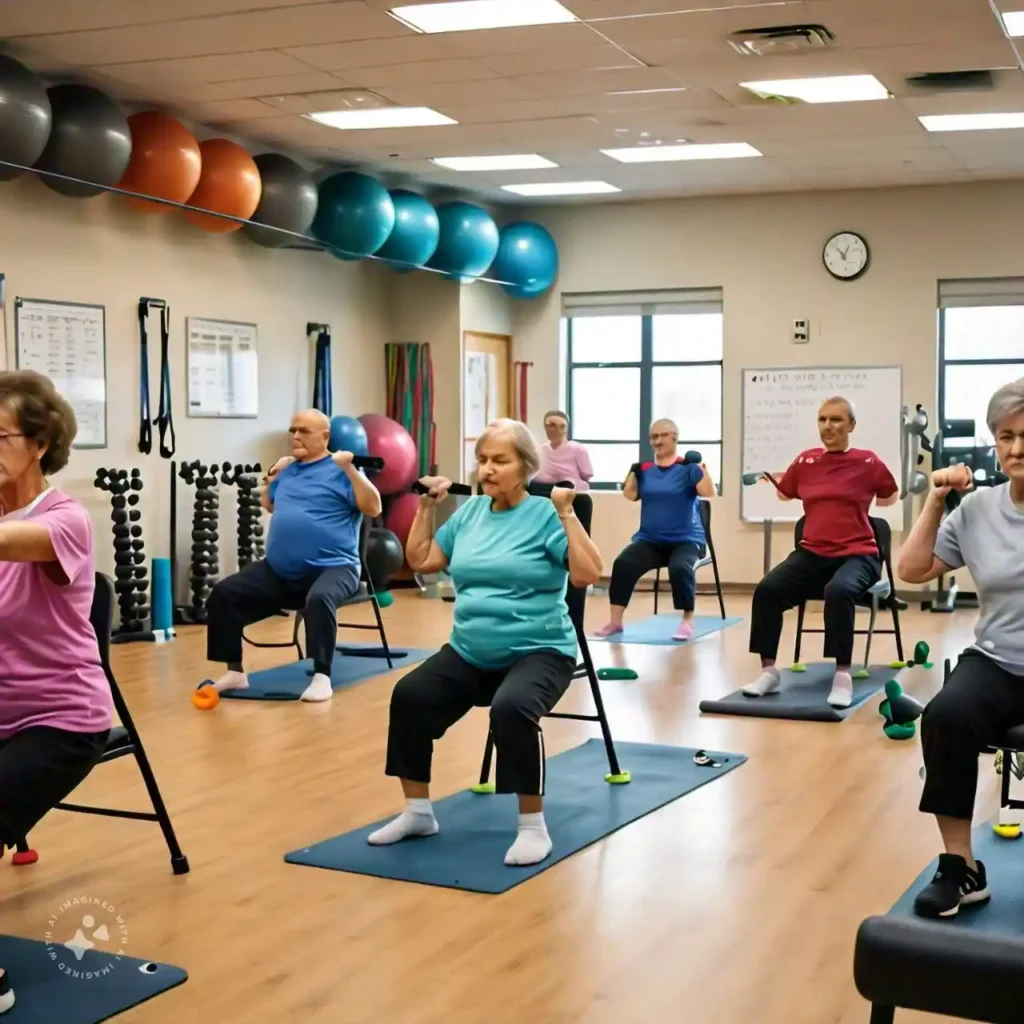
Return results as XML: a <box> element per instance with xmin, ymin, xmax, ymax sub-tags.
<box><xmin>794</xmin><ymin>515</ymin><xmax>894</xmax><ymax>569</ymax></box>
<box><xmin>90</xmin><ymin>572</ymin><xmax>115</xmax><ymax>668</ymax></box>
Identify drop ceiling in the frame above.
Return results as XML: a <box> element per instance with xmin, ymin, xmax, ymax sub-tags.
<box><xmin>3</xmin><ymin>0</ymin><xmax>1024</xmax><ymax>204</ymax></box>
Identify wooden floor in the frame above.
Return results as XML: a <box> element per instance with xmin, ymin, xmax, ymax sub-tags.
<box><xmin>0</xmin><ymin>590</ymin><xmax>997</xmax><ymax>1024</ymax></box>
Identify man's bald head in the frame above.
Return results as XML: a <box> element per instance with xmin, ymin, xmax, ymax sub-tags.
<box><xmin>289</xmin><ymin>408</ymin><xmax>332</xmax><ymax>461</ymax></box>
<box><xmin>817</xmin><ymin>395</ymin><xmax>856</xmax><ymax>451</ymax></box>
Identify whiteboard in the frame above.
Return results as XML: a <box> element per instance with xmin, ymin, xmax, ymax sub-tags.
<box><xmin>187</xmin><ymin>317</ymin><xmax>258</xmax><ymax>418</ymax></box>
<box><xmin>741</xmin><ymin>365</ymin><xmax>903</xmax><ymax>525</ymax></box>
<box><xmin>15</xmin><ymin>297</ymin><xmax>107</xmax><ymax>448</ymax></box>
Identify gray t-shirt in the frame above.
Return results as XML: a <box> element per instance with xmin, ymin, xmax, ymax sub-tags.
<box><xmin>935</xmin><ymin>484</ymin><xmax>1024</xmax><ymax>675</ymax></box>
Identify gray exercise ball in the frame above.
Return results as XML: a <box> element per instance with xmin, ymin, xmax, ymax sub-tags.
<box><xmin>242</xmin><ymin>153</ymin><xmax>318</xmax><ymax>248</ymax></box>
<box><xmin>0</xmin><ymin>54</ymin><xmax>52</xmax><ymax>181</ymax></box>
<box><xmin>34</xmin><ymin>84</ymin><xmax>132</xmax><ymax>197</ymax></box>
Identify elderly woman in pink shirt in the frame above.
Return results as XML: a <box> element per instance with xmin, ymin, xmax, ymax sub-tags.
<box><xmin>0</xmin><ymin>370</ymin><xmax>114</xmax><ymax>1015</ymax></box>
<box><xmin>534</xmin><ymin>410</ymin><xmax>593</xmax><ymax>491</ymax></box>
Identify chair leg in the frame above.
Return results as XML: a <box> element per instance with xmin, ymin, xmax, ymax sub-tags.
<box><xmin>370</xmin><ymin>597</ymin><xmax>394</xmax><ymax>669</ymax></box>
<box><xmin>578</xmin><ymin>638</ymin><xmax>626</xmax><ymax>781</ymax></box>
<box><xmin>653</xmin><ymin>569</ymin><xmax>659</xmax><ymax>616</ymax></box>
<box><xmin>869</xmin><ymin>1006</ymin><xmax>895</xmax><ymax>1024</ymax></box>
<box><xmin>890</xmin><ymin>604</ymin><xmax>905</xmax><ymax>663</ymax></box>
<box><xmin>794</xmin><ymin>604</ymin><xmax>806</xmax><ymax>664</ymax></box>
<box><xmin>863</xmin><ymin>598</ymin><xmax>878</xmax><ymax>669</ymax></box>
<box><xmin>707</xmin><ymin>539</ymin><xmax>727</xmax><ymax>619</ymax></box>
<box><xmin>292</xmin><ymin>612</ymin><xmax>305</xmax><ymax>661</ymax></box>
<box><xmin>129</xmin><ymin>740</ymin><xmax>190</xmax><ymax>875</ymax></box>
<box><xmin>472</xmin><ymin>731</ymin><xmax>496</xmax><ymax>794</ymax></box>
<box><xmin>1001</xmin><ymin>748</ymin><xmax>1013</xmax><ymax>810</ymax></box>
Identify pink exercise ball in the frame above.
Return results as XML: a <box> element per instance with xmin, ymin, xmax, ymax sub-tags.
<box><xmin>359</xmin><ymin>413</ymin><xmax>419</xmax><ymax>495</ymax></box>
<box><xmin>384</xmin><ymin>492</ymin><xmax>420</xmax><ymax>548</ymax></box>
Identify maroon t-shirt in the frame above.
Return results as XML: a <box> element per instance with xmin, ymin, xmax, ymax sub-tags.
<box><xmin>777</xmin><ymin>447</ymin><xmax>898</xmax><ymax>558</ymax></box>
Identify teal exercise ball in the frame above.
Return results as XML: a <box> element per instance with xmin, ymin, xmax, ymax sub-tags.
<box><xmin>489</xmin><ymin>221</ymin><xmax>559</xmax><ymax>299</ymax></box>
<box><xmin>312</xmin><ymin>171</ymin><xmax>395</xmax><ymax>260</ymax></box>
<box><xmin>328</xmin><ymin>415</ymin><xmax>369</xmax><ymax>456</ymax></box>
<box><xmin>377</xmin><ymin>190</ymin><xmax>440</xmax><ymax>271</ymax></box>
<box><xmin>427</xmin><ymin>202</ymin><xmax>500</xmax><ymax>282</ymax></box>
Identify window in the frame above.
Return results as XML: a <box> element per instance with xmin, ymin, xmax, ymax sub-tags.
<box><xmin>938</xmin><ymin>280</ymin><xmax>1024</xmax><ymax>450</ymax></box>
<box><xmin>562</xmin><ymin>290</ymin><xmax>724</xmax><ymax>489</ymax></box>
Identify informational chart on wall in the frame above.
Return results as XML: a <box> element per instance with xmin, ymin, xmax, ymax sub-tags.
<box><xmin>186</xmin><ymin>317</ymin><xmax>258</xmax><ymax>418</ymax></box>
<box><xmin>741</xmin><ymin>364</ymin><xmax>903</xmax><ymax>525</ymax></box>
<box><xmin>15</xmin><ymin>296</ymin><xmax>107</xmax><ymax>448</ymax></box>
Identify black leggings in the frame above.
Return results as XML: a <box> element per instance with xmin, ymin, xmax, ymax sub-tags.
<box><xmin>920</xmin><ymin>649</ymin><xmax>1024</xmax><ymax>821</ymax></box>
<box><xmin>206</xmin><ymin>559</ymin><xmax>361</xmax><ymax>674</ymax></box>
<box><xmin>385</xmin><ymin>645</ymin><xmax>576</xmax><ymax>796</ymax></box>
<box><xmin>749</xmin><ymin>548</ymin><xmax>880</xmax><ymax>665</ymax></box>
<box><xmin>609</xmin><ymin>540</ymin><xmax>705</xmax><ymax>612</ymax></box>
<box><xmin>0</xmin><ymin>726</ymin><xmax>110</xmax><ymax>850</ymax></box>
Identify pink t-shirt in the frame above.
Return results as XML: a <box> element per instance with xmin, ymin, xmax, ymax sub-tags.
<box><xmin>535</xmin><ymin>441</ymin><xmax>593</xmax><ymax>491</ymax></box>
<box><xmin>0</xmin><ymin>490</ymin><xmax>114</xmax><ymax>739</ymax></box>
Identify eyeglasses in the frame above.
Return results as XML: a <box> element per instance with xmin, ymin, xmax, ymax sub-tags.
<box><xmin>0</xmin><ymin>432</ymin><xmax>24</xmax><ymax>446</ymax></box>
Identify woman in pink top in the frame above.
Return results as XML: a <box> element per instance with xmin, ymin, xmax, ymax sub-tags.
<box><xmin>534</xmin><ymin>410</ymin><xmax>593</xmax><ymax>491</ymax></box>
<box><xmin>0</xmin><ymin>370</ymin><xmax>114</xmax><ymax>1015</ymax></box>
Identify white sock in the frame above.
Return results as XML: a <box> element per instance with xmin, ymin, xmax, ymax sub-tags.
<box><xmin>367</xmin><ymin>797</ymin><xmax>439</xmax><ymax>845</ymax></box>
<box><xmin>742</xmin><ymin>666</ymin><xmax>781</xmax><ymax>697</ymax></box>
<box><xmin>213</xmin><ymin>670</ymin><xmax>248</xmax><ymax>693</ymax></box>
<box><xmin>0</xmin><ymin>970</ymin><xmax>13</xmax><ymax>1015</ymax></box>
<box><xmin>300</xmin><ymin>672</ymin><xmax>333</xmax><ymax>703</ymax></box>
<box><xmin>504</xmin><ymin>812</ymin><xmax>552</xmax><ymax>866</ymax></box>
<box><xmin>828</xmin><ymin>670</ymin><xmax>854</xmax><ymax>709</ymax></box>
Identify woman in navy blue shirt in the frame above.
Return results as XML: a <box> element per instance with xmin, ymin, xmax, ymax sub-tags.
<box><xmin>593</xmin><ymin>418</ymin><xmax>715</xmax><ymax>641</ymax></box>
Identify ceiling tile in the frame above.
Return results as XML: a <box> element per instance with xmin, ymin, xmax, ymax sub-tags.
<box><xmin>283</xmin><ymin>35</ymin><xmax>455</xmax><ymax>71</ymax></box>
<box><xmin>375</xmin><ymin>78</ymin><xmax>535</xmax><ymax>108</ymax></box>
<box><xmin>439</xmin><ymin>97</ymin><xmax>601</xmax><ymax>124</ymax></box>
<box><xmin>563</xmin><ymin>0</ymin><xmax>781</xmax><ymax>16</ymax></box>
<box><xmin>512</xmin><ymin>66</ymin><xmax>681</xmax><ymax>99</ymax></box>
<box><xmin>189</xmin><ymin>98</ymin><xmax>287</xmax><ymax>121</ymax></box>
<box><xmin>477</xmin><ymin>44</ymin><xmax>643</xmax><ymax>76</ymax></box>
<box><xmin>173</xmin><ymin>72</ymin><xmax>350</xmax><ymax>102</ymax></box>
<box><xmin>440</xmin><ymin>22</ymin><xmax>603</xmax><ymax>57</ymax></box>
<box><xmin>12</xmin><ymin>3</ymin><xmax>411</xmax><ymax>66</ymax></box>
<box><xmin>91</xmin><ymin>51</ymin><xmax>317</xmax><ymax>87</ymax></box>
<box><xmin>860</xmin><ymin>40</ymin><xmax>1020</xmax><ymax>77</ymax></box>
<box><xmin>343</xmin><ymin>58</ymin><xmax>498</xmax><ymax>88</ymax></box>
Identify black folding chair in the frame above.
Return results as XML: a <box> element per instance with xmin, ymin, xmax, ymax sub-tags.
<box><xmin>652</xmin><ymin>498</ymin><xmax>727</xmax><ymax>619</ymax></box>
<box><xmin>793</xmin><ymin>515</ymin><xmax>904</xmax><ymax>668</ymax></box>
<box><xmin>243</xmin><ymin>515</ymin><xmax>394</xmax><ymax>668</ymax></box>
<box><xmin>473</xmin><ymin>486</ymin><xmax>629</xmax><ymax>791</ymax></box>
<box><xmin>13</xmin><ymin>572</ymin><xmax>189</xmax><ymax>875</ymax></box>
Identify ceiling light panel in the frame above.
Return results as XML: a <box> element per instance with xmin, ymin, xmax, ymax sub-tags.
<box><xmin>601</xmin><ymin>142</ymin><xmax>762</xmax><ymax>163</ymax></box>
<box><xmin>919</xmin><ymin>112</ymin><xmax>1024</xmax><ymax>131</ymax></box>
<box><xmin>390</xmin><ymin>0</ymin><xmax>577</xmax><ymax>34</ymax></box>
<box><xmin>740</xmin><ymin>75</ymin><xmax>890</xmax><ymax>104</ymax></box>
<box><xmin>501</xmin><ymin>181</ymin><xmax>621</xmax><ymax>195</ymax></box>
<box><xmin>307</xmin><ymin>106</ymin><xmax>457</xmax><ymax>129</ymax></box>
<box><xmin>432</xmin><ymin>154</ymin><xmax>558</xmax><ymax>170</ymax></box>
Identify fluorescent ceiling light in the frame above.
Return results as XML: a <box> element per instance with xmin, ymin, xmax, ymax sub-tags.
<box><xmin>501</xmin><ymin>181</ymin><xmax>621</xmax><ymax>196</ymax></box>
<box><xmin>740</xmin><ymin>74</ymin><xmax>890</xmax><ymax>103</ymax></box>
<box><xmin>1002</xmin><ymin>10</ymin><xmax>1024</xmax><ymax>35</ymax></box>
<box><xmin>390</xmin><ymin>0</ymin><xmax>576</xmax><ymax>34</ymax></box>
<box><xmin>432</xmin><ymin>154</ymin><xmax>558</xmax><ymax>171</ymax></box>
<box><xmin>919</xmin><ymin>112</ymin><xmax>1024</xmax><ymax>131</ymax></box>
<box><xmin>307</xmin><ymin>106</ymin><xmax>457</xmax><ymax>129</ymax></box>
<box><xmin>605</xmin><ymin>87</ymin><xmax>687</xmax><ymax>97</ymax></box>
<box><xmin>601</xmin><ymin>142</ymin><xmax>761</xmax><ymax>163</ymax></box>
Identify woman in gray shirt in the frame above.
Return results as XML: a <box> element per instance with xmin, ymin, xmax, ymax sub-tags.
<box><xmin>898</xmin><ymin>377</ymin><xmax>1024</xmax><ymax>920</ymax></box>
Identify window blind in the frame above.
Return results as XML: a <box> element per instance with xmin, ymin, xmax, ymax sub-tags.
<box><xmin>562</xmin><ymin>288</ymin><xmax>723</xmax><ymax>317</ymax></box>
<box><xmin>939</xmin><ymin>278</ymin><xmax>1024</xmax><ymax>308</ymax></box>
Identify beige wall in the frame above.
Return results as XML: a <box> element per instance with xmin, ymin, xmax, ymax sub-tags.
<box><xmin>0</xmin><ymin>175</ymin><xmax>391</xmax><ymax>584</ymax></box>
<box><xmin>513</xmin><ymin>180</ymin><xmax>1024</xmax><ymax>584</ymax></box>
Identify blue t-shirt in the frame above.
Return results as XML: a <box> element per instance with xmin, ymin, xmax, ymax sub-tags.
<box><xmin>633</xmin><ymin>460</ymin><xmax>705</xmax><ymax>545</ymax></box>
<box><xmin>436</xmin><ymin>494</ymin><xmax>577</xmax><ymax>670</ymax></box>
<box><xmin>265</xmin><ymin>457</ymin><xmax>362</xmax><ymax>581</ymax></box>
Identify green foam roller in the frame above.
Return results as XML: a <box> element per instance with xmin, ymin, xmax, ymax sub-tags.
<box><xmin>597</xmin><ymin>667</ymin><xmax>638</xmax><ymax>681</ymax></box>
<box><xmin>790</xmin><ymin>663</ymin><xmax>807</xmax><ymax>673</ymax></box>
<box><xmin>470</xmin><ymin>782</ymin><xmax>495</xmax><ymax>794</ymax></box>
<box><xmin>883</xmin><ymin>721</ymin><xmax>916</xmax><ymax>741</ymax></box>
<box><xmin>605</xmin><ymin>771</ymin><xmax>632</xmax><ymax>785</ymax></box>
<box><xmin>376</xmin><ymin>591</ymin><xmax>395</xmax><ymax>608</ymax></box>
<box><xmin>854</xmin><ymin>668</ymin><xmax>871</xmax><ymax>679</ymax></box>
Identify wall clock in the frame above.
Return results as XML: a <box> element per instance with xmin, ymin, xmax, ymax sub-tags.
<box><xmin>823</xmin><ymin>231</ymin><xmax>869</xmax><ymax>281</ymax></box>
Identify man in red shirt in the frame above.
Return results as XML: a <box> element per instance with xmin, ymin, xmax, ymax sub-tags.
<box><xmin>743</xmin><ymin>396</ymin><xmax>899</xmax><ymax>708</ymax></box>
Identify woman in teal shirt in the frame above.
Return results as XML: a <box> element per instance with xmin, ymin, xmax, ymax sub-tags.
<box><xmin>368</xmin><ymin>419</ymin><xmax>604</xmax><ymax>867</ymax></box>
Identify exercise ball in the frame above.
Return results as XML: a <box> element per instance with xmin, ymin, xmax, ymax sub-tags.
<box><xmin>241</xmin><ymin>152</ymin><xmax>318</xmax><ymax>247</ymax></box>
<box><xmin>117</xmin><ymin>111</ymin><xmax>202</xmax><ymax>214</ymax></box>
<box><xmin>312</xmin><ymin>171</ymin><xmax>395</xmax><ymax>260</ymax></box>
<box><xmin>427</xmin><ymin>202</ymin><xmax>500</xmax><ymax>281</ymax></box>
<box><xmin>384</xmin><ymin>491</ymin><xmax>420</xmax><ymax>548</ymax></box>
<box><xmin>376</xmin><ymin>190</ymin><xmax>439</xmax><ymax>270</ymax></box>
<box><xmin>328</xmin><ymin>415</ymin><xmax>369</xmax><ymax>456</ymax></box>
<box><xmin>34</xmin><ymin>84</ymin><xmax>131</xmax><ymax>198</ymax></box>
<box><xmin>489</xmin><ymin>221</ymin><xmax>559</xmax><ymax>299</ymax></box>
<box><xmin>358</xmin><ymin>413</ymin><xmax>418</xmax><ymax>495</ymax></box>
<box><xmin>365</xmin><ymin>528</ymin><xmax>405</xmax><ymax>591</ymax></box>
<box><xmin>0</xmin><ymin>54</ymin><xmax>52</xmax><ymax>182</ymax></box>
<box><xmin>183</xmin><ymin>138</ymin><xmax>261</xmax><ymax>232</ymax></box>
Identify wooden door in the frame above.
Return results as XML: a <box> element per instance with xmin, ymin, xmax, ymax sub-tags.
<box><xmin>463</xmin><ymin>331</ymin><xmax>511</xmax><ymax>482</ymax></box>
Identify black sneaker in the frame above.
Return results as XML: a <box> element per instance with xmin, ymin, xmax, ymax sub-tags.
<box><xmin>0</xmin><ymin>969</ymin><xmax>15</xmax><ymax>1015</ymax></box>
<box><xmin>913</xmin><ymin>853</ymin><xmax>991</xmax><ymax>918</ymax></box>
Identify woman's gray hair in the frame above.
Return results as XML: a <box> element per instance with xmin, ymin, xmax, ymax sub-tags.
<box><xmin>987</xmin><ymin>377</ymin><xmax>1024</xmax><ymax>435</ymax></box>
<box><xmin>475</xmin><ymin>418</ymin><xmax>542</xmax><ymax>480</ymax></box>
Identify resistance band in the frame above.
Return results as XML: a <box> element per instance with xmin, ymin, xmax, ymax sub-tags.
<box><xmin>310</xmin><ymin>323</ymin><xmax>332</xmax><ymax>416</ymax></box>
<box><xmin>138</xmin><ymin>298</ymin><xmax>175</xmax><ymax>458</ymax></box>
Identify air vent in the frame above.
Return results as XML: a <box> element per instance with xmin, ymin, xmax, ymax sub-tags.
<box><xmin>904</xmin><ymin>70</ymin><xmax>996</xmax><ymax>92</ymax></box>
<box><xmin>728</xmin><ymin>24</ymin><xmax>835</xmax><ymax>56</ymax></box>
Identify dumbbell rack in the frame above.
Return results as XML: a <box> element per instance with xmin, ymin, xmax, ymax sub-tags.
<box><xmin>173</xmin><ymin>461</ymin><xmax>221</xmax><ymax>625</ymax></box>
<box><xmin>218</xmin><ymin>462</ymin><xmax>265</xmax><ymax>569</ymax></box>
<box><xmin>94</xmin><ymin>468</ymin><xmax>155</xmax><ymax>644</ymax></box>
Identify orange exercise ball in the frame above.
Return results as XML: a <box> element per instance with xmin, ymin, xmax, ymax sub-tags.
<box><xmin>183</xmin><ymin>138</ymin><xmax>262</xmax><ymax>233</ymax></box>
<box><xmin>117</xmin><ymin>111</ymin><xmax>202</xmax><ymax>214</ymax></box>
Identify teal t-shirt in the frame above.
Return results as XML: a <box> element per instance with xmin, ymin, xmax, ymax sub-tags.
<box><xmin>435</xmin><ymin>494</ymin><xmax>577</xmax><ymax>670</ymax></box>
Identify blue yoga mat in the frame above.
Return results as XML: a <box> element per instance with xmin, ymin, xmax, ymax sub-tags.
<box><xmin>589</xmin><ymin>614</ymin><xmax>742</xmax><ymax>646</ymax></box>
<box><xmin>0</xmin><ymin>934</ymin><xmax>185</xmax><ymax>1023</ymax></box>
<box><xmin>219</xmin><ymin>644</ymin><xmax>436</xmax><ymax>701</ymax></box>
<box><xmin>699</xmin><ymin>662</ymin><xmax>890</xmax><ymax>722</ymax></box>
<box><xmin>890</xmin><ymin>826</ymin><xmax>1024</xmax><ymax>938</ymax></box>
<box><xmin>285</xmin><ymin>738</ymin><xmax>747</xmax><ymax>893</ymax></box>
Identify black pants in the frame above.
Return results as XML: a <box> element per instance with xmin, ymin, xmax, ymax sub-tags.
<box><xmin>0</xmin><ymin>726</ymin><xmax>110</xmax><ymax>850</ymax></box>
<box><xmin>609</xmin><ymin>540</ymin><xmax>705</xmax><ymax>612</ymax></box>
<box><xmin>206</xmin><ymin>559</ymin><xmax>361</xmax><ymax>673</ymax></box>
<box><xmin>385</xmin><ymin>645</ymin><xmax>576</xmax><ymax>796</ymax></box>
<box><xmin>920</xmin><ymin>649</ymin><xmax>1024</xmax><ymax>821</ymax></box>
<box><xmin>749</xmin><ymin>547</ymin><xmax>880</xmax><ymax>665</ymax></box>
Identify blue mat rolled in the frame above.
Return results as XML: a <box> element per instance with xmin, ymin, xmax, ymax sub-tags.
<box><xmin>589</xmin><ymin>614</ymin><xmax>742</xmax><ymax>647</ymax></box>
<box><xmin>150</xmin><ymin>557</ymin><xmax>173</xmax><ymax>633</ymax></box>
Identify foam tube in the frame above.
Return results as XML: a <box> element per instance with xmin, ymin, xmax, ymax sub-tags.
<box><xmin>151</xmin><ymin>557</ymin><xmax>173</xmax><ymax>632</ymax></box>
